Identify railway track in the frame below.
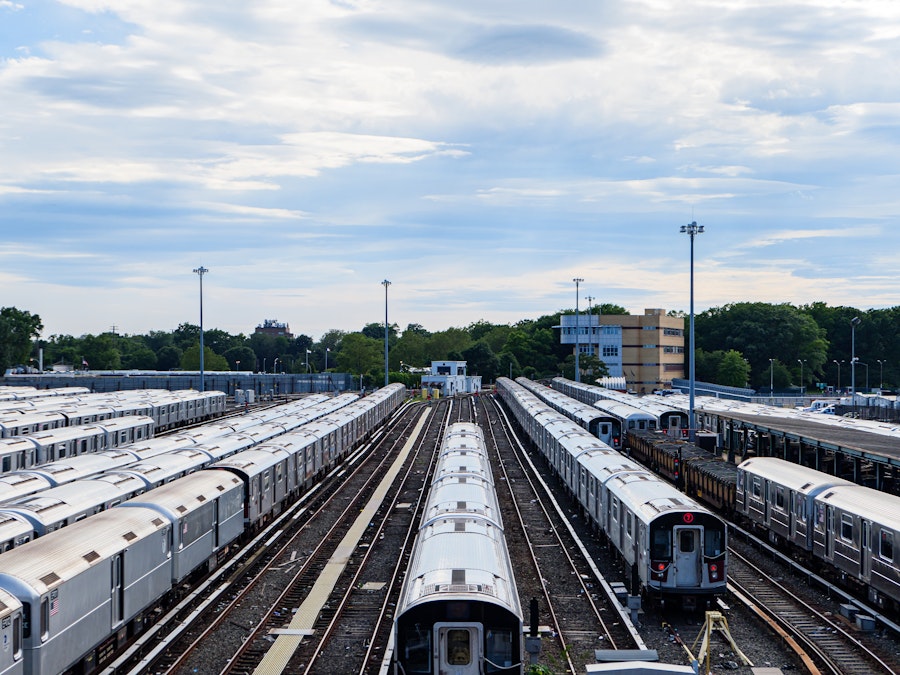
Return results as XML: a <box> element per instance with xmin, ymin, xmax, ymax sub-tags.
<box><xmin>479</xmin><ymin>393</ymin><xmax>643</xmax><ymax>674</ymax></box>
<box><xmin>111</xmin><ymin>400</ymin><xmax>420</xmax><ymax>674</ymax></box>
<box><xmin>728</xmin><ymin>538</ymin><xmax>898</xmax><ymax>675</ymax></box>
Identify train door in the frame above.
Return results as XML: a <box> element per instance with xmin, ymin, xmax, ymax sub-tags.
<box><xmin>825</xmin><ymin>505</ymin><xmax>835</xmax><ymax>560</ymax></box>
<box><xmin>111</xmin><ymin>553</ymin><xmax>124</xmax><ymax>627</ymax></box>
<box><xmin>861</xmin><ymin>520</ymin><xmax>871</xmax><ymax>580</ymax></box>
<box><xmin>673</xmin><ymin>526</ymin><xmax>700</xmax><ymax>586</ymax></box>
<box><xmin>435</xmin><ymin>623</ymin><xmax>482</xmax><ymax>675</ymax></box>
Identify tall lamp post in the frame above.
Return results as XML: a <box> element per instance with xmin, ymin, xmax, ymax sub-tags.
<box><xmin>877</xmin><ymin>359</ymin><xmax>886</xmax><ymax>391</ymax></box>
<box><xmin>769</xmin><ymin>358</ymin><xmax>775</xmax><ymax>403</ymax></box>
<box><xmin>325</xmin><ymin>347</ymin><xmax>330</xmax><ymax>372</ymax></box>
<box><xmin>833</xmin><ymin>359</ymin><xmax>844</xmax><ymax>392</ymax></box>
<box><xmin>382</xmin><ymin>280</ymin><xmax>391</xmax><ymax>387</ymax></box>
<box><xmin>573</xmin><ymin>277</ymin><xmax>584</xmax><ymax>383</ymax></box>
<box><xmin>586</xmin><ymin>295</ymin><xmax>594</xmax><ymax>361</ymax></box>
<box><xmin>797</xmin><ymin>359</ymin><xmax>807</xmax><ymax>395</ymax></box>
<box><xmin>680</xmin><ymin>221</ymin><xmax>704</xmax><ymax>441</ymax></box>
<box><xmin>850</xmin><ymin>317</ymin><xmax>861</xmax><ymax>395</ymax></box>
<box><xmin>193</xmin><ymin>266</ymin><xmax>208</xmax><ymax>392</ymax></box>
<box><xmin>305</xmin><ymin>349</ymin><xmax>310</xmax><ymax>373</ymax></box>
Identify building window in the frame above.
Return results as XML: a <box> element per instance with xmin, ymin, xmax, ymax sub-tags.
<box><xmin>643</xmin><ymin>344</ymin><xmax>656</xmax><ymax>349</ymax></box>
<box><xmin>664</xmin><ymin>328</ymin><xmax>684</xmax><ymax>336</ymax></box>
<box><xmin>663</xmin><ymin>346</ymin><xmax>685</xmax><ymax>354</ymax></box>
<box><xmin>602</xmin><ymin>326</ymin><xmax>620</xmax><ymax>335</ymax></box>
<box><xmin>643</xmin><ymin>325</ymin><xmax>656</xmax><ymax>330</ymax></box>
<box><xmin>602</xmin><ymin>346</ymin><xmax>619</xmax><ymax>357</ymax></box>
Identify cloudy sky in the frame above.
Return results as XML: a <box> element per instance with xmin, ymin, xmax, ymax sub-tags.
<box><xmin>1</xmin><ymin>0</ymin><xmax>898</xmax><ymax>340</ymax></box>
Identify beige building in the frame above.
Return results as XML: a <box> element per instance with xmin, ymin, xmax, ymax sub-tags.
<box><xmin>558</xmin><ymin>308</ymin><xmax>685</xmax><ymax>392</ymax></box>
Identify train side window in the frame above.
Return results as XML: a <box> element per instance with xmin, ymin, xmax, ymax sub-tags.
<box><xmin>841</xmin><ymin>514</ymin><xmax>853</xmax><ymax>542</ymax></box>
<box><xmin>704</xmin><ymin>527</ymin><xmax>724</xmax><ymax>556</ymax></box>
<box><xmin>40</xmin><ymin>597</ymin><xmax>49</xmax><ymax>640</ymax></box>
<box><xmin>751</xmin><ymin>477</ymin><xmax>761</xmax><ymax>499</ymax></box>
<box><xmin>13</xmin><ymin>614</ymin><xmax>21</xmax><ymax>658</ymax></box>
<box><xmin>881</xmin><ymin>531</ymin><xmax>894</xmax><ymax>561</ymax></box>
<box><xmin>626</xmin><ymin>512</ymin><xmax>633</xmax><ymax>535</ymax></box>
<box><xmin>1</xmin><ymin>456</ymin><xmax>9</xmax><ymax>472</ymax></box>
<box><xmin>775</xmin><ymin>487</ymin><xmax>784</xmax><ymax>509</ymax></box>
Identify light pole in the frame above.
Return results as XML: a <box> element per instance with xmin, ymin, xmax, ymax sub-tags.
<box><xmin>850</xmin><ymin>316</ymin><xmax>861</xmax><ymax>395</ymax></box>
<box><xmin>573</xmin><ymin>277</ymin><xmax>584</xmax><ymax>383</ymax></box>
<box><xmin>263</xmin><ymin>357</ymin><xmax>267</xmax><ymax>374</ymax></box>
<box><xmin>325</xmin><ymin>348</ymin><xmax>330</xmax><ymax>372</ymax></box>
<box><xmin>193</xmin><ymin>266</ymin><xmax>208</xmax><ymax>392</ymax></box>
<box><xmin>769</xmin><ymin>358</ymin><xmax>775</xmax><ymax>403</ymax></box>
<box><xmin>305</xmin><ymin>349</ymin><xmax>310</xmax><ymax>373</ymax></box>
<box><xmin>273</xmin><ymin>358</ymin><xmax>280</xmax><ymax>374</ymax></box>
<box><xmin>877</xmin><ymin>359</ymin><xmax>886</xmax><ymax>391</ymax></box>
<box><xmin>797</xmin><ymin>359</ymin><xmax>807</xmax><ymax>395</ymax></box>
<box><xmin>833</xmin><ymin>359</ymin><xmax>844</xmax><ymax>392</ymax></box>
<box><xmin>382</xmin><ymin>280</ymin><xmax>391</xmax><ymax>387</ymax></box>
<box><xmin>680</xmin><ymin>221</ymin><xmax>704</xmax><ymax>441</ymax></box>
<box><xmin>235</xmin><ymin>360</ymin><xmax>240</xmax><ymax>372</ymax></box>
<box><xmin>586</xmin><ymin>295</ymin><xmax>594</xmax><ymax>359</ymax></box>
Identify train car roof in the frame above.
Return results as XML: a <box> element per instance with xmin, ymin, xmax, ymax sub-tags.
<box><xmin>738</xmin><ymin>457</ymin><xmax>856</xmax><ymax>494</ymax></box>
<box><xmin>121</xmin><ymin>471</ymin><xmax>242</xmax><ymax>516</ymax></box>
<box><xmin>817</xmin><ymin>485</ymin><xmax>900</xmax><ymax>529</ymax></box>
<box><xmin>0</xmin><ymin>507</ymin><xmax>169</xmax><ymax>594</ymax></box>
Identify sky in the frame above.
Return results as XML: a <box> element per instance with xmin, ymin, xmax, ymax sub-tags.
<box><xmin>1</xmin><ymin>1</ymin><xmax>899</xmax><ymax>341</ymax></box>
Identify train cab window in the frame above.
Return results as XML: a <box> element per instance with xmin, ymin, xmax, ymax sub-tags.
<box><xmin>651</xmin><ymin>528</ymin><xmax>672</xmax><ymax>559</ymax></box>
<box><xmin>485</xmin><ymin>629</ymin><xmax>514</xmax><ymax>672</ymax></box>
<box><xmin>704</xmin><ymin>527</ymin><xmax>724</xmax><ymax>556</ymax></box>
<box><xmin>841</xmin><ymin>514</ymin><xmax>854</xmax><ymax>542</ymax></box>
<box><xmin>447</xmin><ymin>629</ymin><xmax>471</xmax><ymax>665</ymax></box>
<box><xmin>402</xmin><ymin>627</ymin><xmax>431</xmax><ymax>673</ymax></box>
<box><xmin>881</xmin><ymin>531</ymin><xmax>894</xmax><ymax>561</ymax></box>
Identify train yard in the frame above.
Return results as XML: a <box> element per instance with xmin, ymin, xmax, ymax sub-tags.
<box><xmin>0</xmin><ymin>383</ymin><xmax>899</xmax><ymax>674</ymax></box>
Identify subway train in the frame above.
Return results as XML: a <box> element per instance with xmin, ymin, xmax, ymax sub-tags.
<box><xmin>513</xmin><ymin>377</ymin><xmax>622</xmax><ymax>449</ymax></box>
<box><xmin>551</xmin><ymin>377</ymin><xmax>689</xmax><ymax>438</ymax></box>
<box><xmin>626</xmin><ymin>428</ymin><xmax>900</xmax><ymax>615</ymax></box>
<box><xmin>394</xmin><ymin>422</ymin><xmax>522</xmax><ymax>675</ymax></box>
<box><xmin>496</xmin><ymin>378</ymin><xmax>727</xmax><ymax>609</ymax></box>
<box><xmin>0</xmin><ymin>415</ymin><xmax>156</xmax><ymax>473</ymax></box>
<box><xmin>0</xmin><ymin>394</ymin><xmax>361</xmax><ymax>550</ymax></box>
<box><xmin>0</xmin><ymin>383</ymin><xmax>406</xmax><ymax>675</ymax></box>
<box><xmin>0</xmin><ymin>389</ymin><xmax>226</xmax><ymax>437</ymax></box>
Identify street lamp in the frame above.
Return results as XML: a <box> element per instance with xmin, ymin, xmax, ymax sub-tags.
<box><xmin>263</xmin><ymin>357</ymin><xmax>267</xmax><ymax>374</ymax></box>
<box><xmin>382</xmin><ymin>279</ymin><xmax>391</xmax><ymax>387</ymax></box>
<box><xmin>193</xmin><ymin>265</ymin><xmax>208</xmax><ymax>392</ymax></box>
<box><xmin>273</xmin><ymin>358</ymin><xmax>280</xmax><ymax>374</ymax></box>
<box><xmin>305</xmin><ymin>349</ymin><xmax>311</xmax><ymax>373</ymax></box>
<box><xmin>877</xmin><ymin>359</ymin><xmax>886</xmax><ymax>391</ymax></box>
<box><xmin>573</xmin><ymin>277</ymin><xmax>584</xmax><ymax>383</ymax></box>
<box><xmin>850</xmin><ymin>316</ymin><xmax>861</xmax><ymax>395</ymax></box>
<box><xmin>833</xmin><ymin>359</ymin><xmax>844</xmax><ymax>391</ymax></box>
<box><xmin>235</xmin><ymin>360</ymin><xmax>240</xmax><ymax>372</ymax></box>
<box><xmin>586</xmin><ymin>295</ymin><xmax>594</xmax><ymax>359</ymax></box>
<box><xmin>797</xmin><ymin>359</ymin><xmax>807</xmax><ymax>395</ymax></box>
<box><xmin>325</xmin><ymin>347</ymin><xmax>330</xmax><ymax>372</ymax></box>
<box><xmin>680</xmin><ymin>221</ymin><xmax>704</xmax><ymax>441</ymax></box>
<box><xmin>769</xmin><ymin>358</ymin><xmax>775</xmax><ymax>403</ymax></box>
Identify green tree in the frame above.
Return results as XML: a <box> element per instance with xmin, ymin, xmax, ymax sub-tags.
<box><xmin>156</xmin><ymin>345</ymin><xmax>183</xmax><ymax>370</ymax></box>
<box><xmin>181</xmin><ymin>345</ymin><xmax>229</xmax><ymax>371</ymax></box>
<box><xmin>716</xmin><ymin>350</ymin><xmax>750</xmax><ymax>388</ymax></box>
<box><xmin>335</xmin><ymin>333</ymin><xmax>383</xmax><ymax>377</ymax></box>
<box><xmin>222</xmin><ymin>346</ymin><xmax>257</xmax><ymax>371</ymax></box>
<box><xmin>0</xmin><ymin>307</ymin><xmax>43</xmax><ymax>373</ymax></box>
<box><xmin>462</xmin><ymin>341</ymin><xmax>501</xmax><ymax>381</ymax></box>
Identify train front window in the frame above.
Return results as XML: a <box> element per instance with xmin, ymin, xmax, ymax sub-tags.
<box><xmin>650</xmin><ymin>528</ymin><xmax>672</xmax><ymax>559</ymax></box>
<box><xmin>704</xmin><ymin>527</ymin><xmax>724</xmax><ymax>556</ymax></box>
<box><xmin>679</xmin><ymin>530</ymin><xmax>695</xmax><ymax>553</ymax></box>
<box><xmin>447</xmin><ymin>629</ymin><xmax>471</xmax><ymax>665</ymax></box>
<box><xmin>485</xmin><ymin>629</ymin><xmax>513</xmax><ymax>672</ymax></box>
<box><xmin>403</xmin><ymin>627</ymin><xmax>431</xmax><ymax>673</ymax></box>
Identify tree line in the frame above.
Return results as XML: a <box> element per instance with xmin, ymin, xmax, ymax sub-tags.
<box><xmin>0</xmin><ymin>302</ymin><xmax>897</xmax><ymax>392</ymax></box>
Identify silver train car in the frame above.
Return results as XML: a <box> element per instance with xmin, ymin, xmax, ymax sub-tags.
<box><xmin>737</xmin><ymin>457</ymin><xmax>900</xmax><ymax>612</ymax></box>
<box><xmin>395</xmin><ymin>422</ymin><xmax>522</xmax><ymax>675</ymax></box>
<box><xmin>514</xmin><ymin>377</ymin><xmax>622</xmax><ymax>449</ymax></box>
<box><xmin>552</xmin><ymin>377</ymin><xmax>689</xmax><ymax>438</ymax></box>
<box><xmin>0</xmin><ymin>383</ymin><xmax>406</xmax><ymax>675</ymax></box>
<box><xmin>497</xmin><ymin>378</ymin><xmax>727</xmax><ymax>608</ymax></box>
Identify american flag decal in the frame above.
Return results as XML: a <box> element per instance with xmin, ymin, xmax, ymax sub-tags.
<box><xmin>49</xmin><ymin>591</ymin><xmax>59</xmax><ymax>617</ymax></box>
